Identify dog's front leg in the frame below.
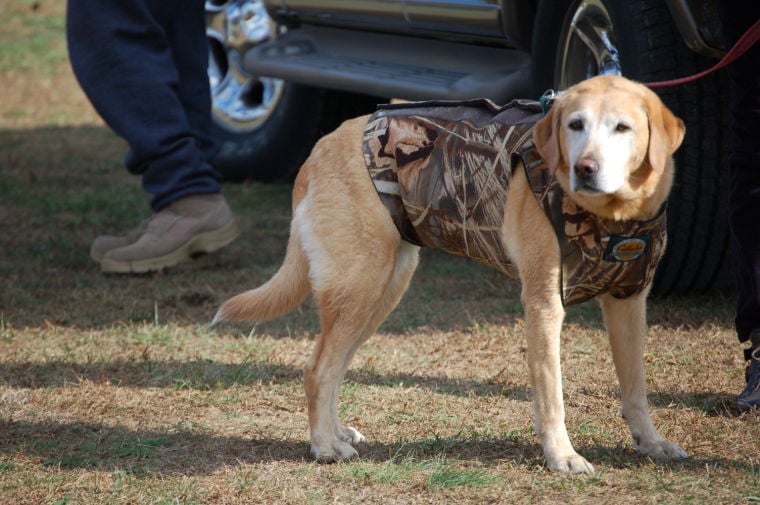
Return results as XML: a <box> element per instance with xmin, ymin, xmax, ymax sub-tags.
<box><xmin>599</xmin><ymin>292</ymin><xmax>687</xmax><ymax>461</ymax></box>
<box><xmin>524</xmin><ymin>287</ymin><xmax>595</xmax><ymax>474</ymax></box>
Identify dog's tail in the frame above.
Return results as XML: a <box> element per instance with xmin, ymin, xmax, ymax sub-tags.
<box><xmin>212</xmin><ymin>228</ymin><xmax>310</xmax><ymax>325</ymax></box>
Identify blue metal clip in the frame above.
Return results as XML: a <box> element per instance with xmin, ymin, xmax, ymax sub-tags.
<box><xmin>540</xmin><ymin>89</ymin><xmax>559</xmax><ymax>115</ymax></box>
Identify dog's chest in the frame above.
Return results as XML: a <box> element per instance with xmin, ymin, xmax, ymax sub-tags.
<box><xmin>363</xmin><ymin>100</ymin><xmax>666</xmax><ymax>305</ymax></box>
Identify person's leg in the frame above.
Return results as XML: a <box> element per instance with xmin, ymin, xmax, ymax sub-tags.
<box><xmin>66</xmin><ymin>0</ymin><xmax>221</xmax><ymax>212</ymax></box>
<box><xmin>719</xmin><ymin>0</ymin><xmax>760</xmax><ymax>411</ymax></box>
<box><xmin>67</xmin><ymin>0</ymin><xmax>238</xmax><ymax>272</ymax></box>
<box><xmin>155</xmin><ymin>0</ymin><xmax>219</xmax><ymax>169</ymax></box>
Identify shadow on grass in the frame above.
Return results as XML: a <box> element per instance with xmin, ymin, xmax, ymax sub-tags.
<box><xmin>2</xmin><ymin>125</ymin><xmax>736</xmax><ymax>334</ymax></box>
<box><xmin>0</xmin><ymin>359</ymin><xmax>531</xmax><ymax>400</ymax></box>
<box><xmin>0</xmin><ymin>359</ymin><xmax>743</xmax><ymax>415</ymax></box>
<box><xmin>648</xmin><ymin>390</ymin><xmax>740</xmax><ymax>417</ymax></box>
<box><xmin>0</xmin><ymin>419</ymin><xmax>753</xmax><ymax>477</ymax></box>
<box><xmin>0</xmin><ymin>359</ymin><xmax>742</xmax><ymax>412</ymax></box>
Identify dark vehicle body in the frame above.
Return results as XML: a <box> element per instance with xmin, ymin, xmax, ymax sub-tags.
<box><xmin>205</xmin><ymin>0</ymin><xmax>731</xmax><ymax>295</ymax></box>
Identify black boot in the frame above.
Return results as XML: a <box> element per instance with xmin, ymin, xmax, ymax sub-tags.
<box><xmin>737</xmin><ymin>346</ymin><xmax>760</xmax><ymax>413</ymax></box>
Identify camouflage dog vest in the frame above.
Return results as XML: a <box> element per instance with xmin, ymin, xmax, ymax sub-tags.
<box><xmin>362</xmin><ymin>99</ymin><xmax>666</xmax><ymax>306</ymax></box>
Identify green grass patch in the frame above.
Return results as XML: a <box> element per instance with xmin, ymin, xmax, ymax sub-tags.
<box><xmin>427</xmin><ymin>464</ymin><xmax>494</xmax><ymax>489</ymax></box>
<box><xmin>0</xmin><ymin>461</ymin><xmax>17</xmax><ymax>473</ymax></box>
<box><xmin>45</xmin><ymin>435</ymin><xmax>172</xmax><ymax>470</ymax></box>
<box><xmin>341</xmin><ymin>459</ymin><xmax>414</xmax><ymax>485</ymax></box>
<box><xmin>341</xmin><ymin>455</ymin><xmax>496</xmax><ymax>489</ymax></box>
<box><xmin>0</xmin><ymin>2</ymin><xmax>68</xmax><ymax>72</ymax></box>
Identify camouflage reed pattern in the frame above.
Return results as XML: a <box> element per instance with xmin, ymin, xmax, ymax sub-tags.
<box><xmin>363</xmin><ymin>99</ymin><xmax>666</xmax><ymax>306</ymax></box>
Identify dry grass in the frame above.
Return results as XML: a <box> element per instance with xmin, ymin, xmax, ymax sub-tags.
<box><xmin>1</xmin><ymin>2</ymin><xmax>759</xmax><ymax>504</ymax></box>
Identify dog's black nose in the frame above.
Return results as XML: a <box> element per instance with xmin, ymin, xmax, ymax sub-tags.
<box><xmin>574</xmin><ymin>158</ymin><xmax>599</xmax><ymax>180</ymax></box>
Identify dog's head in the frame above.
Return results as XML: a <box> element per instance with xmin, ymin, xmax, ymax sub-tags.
<box><xmin>533</xmin><ymin>75</ymin><xmax>685</xmax><ymax>221</ymax></box>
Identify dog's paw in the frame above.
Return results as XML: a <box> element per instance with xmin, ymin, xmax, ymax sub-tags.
<box><xmin>310</xmin><ymin>440</ymin><xmax>359</xmax><ymax>463</ymax></box>
<box><xmin>546</xmin><ymin>453</ymin><xmax>595</xmax><ymax>474</ymax></box>
<box><xmin>635</xmin><ymin>437</ymin><xmax>688</xmax><ymax>460</ymax></box>
<box><xmin>337</xmin><ymin>425</ymin><xmax>365</xmax><ymax>445</ymax></box>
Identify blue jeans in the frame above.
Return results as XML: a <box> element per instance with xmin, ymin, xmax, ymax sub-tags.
<box><xmin>66</xmin><ymin>0</ymin><xmax>221</xmax><ymax>211</ymax></box>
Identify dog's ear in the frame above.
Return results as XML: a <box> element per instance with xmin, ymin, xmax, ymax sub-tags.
<box><xmin>533</xmin><ymin>104</ymin><xmax>563</xmax><ymax>169</ymax></box>
<box><xmin>646</xmin><ymin>95</ymin><xmax>685</xmax><ymax>173</ymax></box>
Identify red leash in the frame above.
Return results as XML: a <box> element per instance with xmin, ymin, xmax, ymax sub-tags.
<box><xmin>645</xmin><ymin>18</ymin><xmax>760</xmax><ymax>88</ymax></box>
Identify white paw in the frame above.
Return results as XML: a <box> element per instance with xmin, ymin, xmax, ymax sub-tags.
<box><xmin>546</xmin><ymin>453</ymin><xmax>595</xmax><ymax>474</ymax></box>
<box><xmin>310</xmin><ymin>440</ymin><xmax>359</xmax><ymax>463</ymax></box>
<box><xmin>635</xmin><ymin>437</ymin><xmax>688</xmax><ymax>460</ymax></box>
<box><xmin>337</xmin><ymin>425</ymin><xmax>365</xmax><ymax>445</ymax></box>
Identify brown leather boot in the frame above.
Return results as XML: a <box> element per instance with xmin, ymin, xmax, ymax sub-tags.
<box><xmin>99</xmin><ymin>193</ymin><xmax>239</xmax><ymax>273</ymax></box>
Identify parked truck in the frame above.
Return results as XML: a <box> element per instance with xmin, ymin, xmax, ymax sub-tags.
<box><xmin>205</xmin><ymin>0</ymin><xmax>731</xmax><ymax>295</ymax></box>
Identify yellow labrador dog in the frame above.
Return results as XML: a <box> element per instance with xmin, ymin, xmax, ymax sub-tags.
<box><xmin>214</xmin><ymin>76</ymin><xmax>687</xmax><ymax>473</ymax></box>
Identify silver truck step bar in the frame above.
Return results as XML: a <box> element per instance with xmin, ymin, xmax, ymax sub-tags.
<box><xmin>243</xmin><ymin>26</ymin><xmax>531</xmax><ymax>102</ymax></box>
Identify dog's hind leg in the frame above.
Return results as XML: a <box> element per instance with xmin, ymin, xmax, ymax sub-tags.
<box><xmin>303</xmin><ymin>233</ymin><xmax>420</xmax><ymax>463</ymax></box>
<box><xmin>599</xmin><ymin>292</ymin><xmax>688</xmax><ymax>460</ymax></box>
<box><xmin>329</xmin><ymin>241</ymin><xmax>420</xmax><ymax>449</ymax></box>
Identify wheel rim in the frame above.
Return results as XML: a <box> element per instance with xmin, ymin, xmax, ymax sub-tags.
<box><xmin>556</xmin><ymin>0</ymin><xmax>621</xmax><ymax>89</ymax></box>
<box><xmin>206</xmin><ymin>0</ymin><xmax>284</xmax><ymax>133</ymax></box>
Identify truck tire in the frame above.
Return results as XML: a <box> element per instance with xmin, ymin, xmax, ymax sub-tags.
<box><xmin>206</xmin><ymin>1</ymin><xmax>381</xmax><ymax>182</ymax></box>
<box><xmin>209</xmin><ymin>79</ymin><xmax>327</xmax><ymax>183</ymax></box>
<box><xmin>206</xmin><ymin>0</ymin><xmax>328</xmax><ymax>182</ymax></box>
<box><xmin>531</xmin><ymin>0</ymin><xmax>732</xmax><ymax>295</ymax></box>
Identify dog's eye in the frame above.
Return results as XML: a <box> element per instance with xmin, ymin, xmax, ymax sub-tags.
<box><xmin>615</xmin><ymin>123</ymin><xmax>631</xmax><ymax>133</ymax></box>
<box><xmin>568</xmin><ymin>120</ymin><xmax>584</xmax><ymax>131</ymax></box>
